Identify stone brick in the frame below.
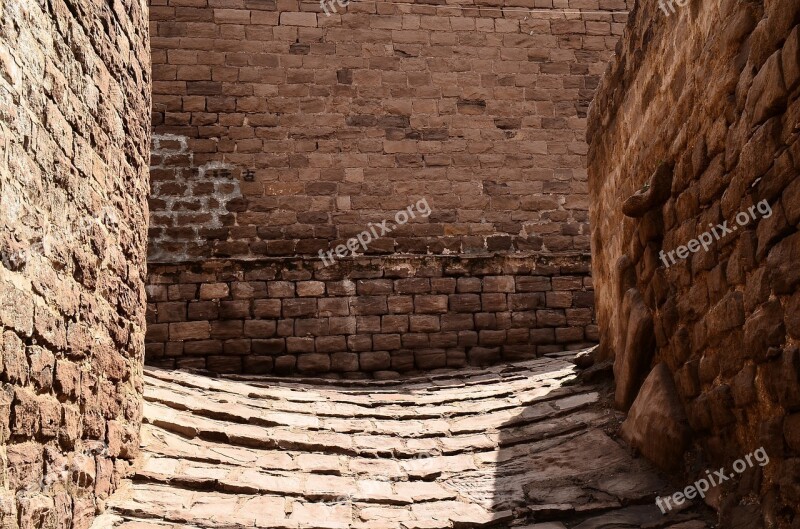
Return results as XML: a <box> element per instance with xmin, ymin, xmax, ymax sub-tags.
<box><xmin>297</xmin><ymin>354</ymin><xmax>330</xmax><ymax>373</ymax></box>
<box><xmin>410</xmin><ymin>315</ymin><xmax>441</xmax><ymax>332</ymax></box>
<box><xmin>231</xmin><ymin>282</ymin><xmax>267</xmax><ymax>299</ymax></box>
<box><xmin>356</xmin><ymin>316</ymin><xmax>382</xmax><ymax>334</ymax></box>
<box><xmin>516</xmin><ymin>277</ymin><xmax>551</xmax><ymax>292</ymax></box>
<box><xmin>481</xmin><ymin>293</ymin><xmax>507</xmax><ymax>312</ymax></box>
<box><xmin>287</xmin><ymin>337</ymin><xmax>315</xmax><ymax>354</ymax></box>
<box><xmin>536</xmin><ymin>310</ymin><xmax>566</xmax><ymax>327</ymax></box>
<box><xmin>330</xmin><ymin>352</ymin><xmax>359</xmax><ymax>372</ymax></box>
<box><xmin>357</xmin><ymin>279</ymin><xmax>393</xmax><ymax>295</ymax></box>
<box><xmin>414</xmin><ymin>295</ymin><xmax>448</xmax><ymax>314</ymax></box>
<box><xmin>509</xmin><ymin>293</ymin><xmax>544</xmax><ymax>310</ymax></box>
<box><xmin>430</xmin><ymin>278</ymin><xmax>456</xmax><ymax>294</ymax></box>
<box><xmin>244</xmin><ymin>320</ymin><xmax>277</xmax><ymax>338</ymax></box>
<box><xmin>352</xmin><ymin>296</ymin><xmax>388</xmax><ymax>316</ymax></box>
<box><xmin>279</xmin><ymin>12</ymin><xmax>317</xmax><ymax>26</ymax></box>
<box><xmin>316</xmin><ymin>336</ymin><xmax>347</xmax><ymax>353</ymax></box>
<box><xmin>170</xmin><ymin>321</ymin><xmax>211</xmax><ymax>340</ymax></box>
<box><xmin>414</xmin><ymin>349</ymin><xmax>447</xmax><ymax>369</ymax></box>
<box><xmin>327</xmin><ymin>280</ymin><xmax>356</xmax><ymax>296</ymax></box>
<box><xmin>373</xmin><ymin>334</ymin><xmax>401</xmax><ymax>350</ymax></box>
<box><xmin>555</xmin><ymin>327</ymin><xmax>584</xmax><ymax>343</ymax></box>
<box><xmin>395</xmin><ymin>278</ymin><xmax>430</xmax><ymax>294</ymax></box>
<box><xmin>243</xmin><ymin>355</ymin><xmax>273</xmax><ymax>374</ymax></box>
<box><xmin>449</xmin><ymin>294</ymin><xmax>481</xmax><ymax>313</ymax></box>
<box><xmin>329</xmin><ymin>317</ymin><xmax>357</xmax><ymax>335</ymax></box>
<box><xmin>483</xmin><ymin>276</ymin><xmax>515</xmax><ymax>293</ymax></box>
<box><xmin>210</xmin><ymin>321</ymin><xmax>243</xmax><ymax>339</ymax></box>
<box><xmin>252</xmin><ymin>339</ymin><xmax>286</xmax><ymax>355</ymax></box>
<box><xmin>3</xmin><ymin>331</ymin><xmax>29</xmax><ymax>385</ymax></box>
<box><xmin>253</xmin><ymin>299</ymin><xmax>282</xmax><ymax>318</ymax></box>
<box><xmin>188</xmin><ymin>301</ymin><xmax>219</xmax><ymax>320</ymax></box>
<box><xmin>220</xmin><ymin>300</ymin><xmax>251</xmax><ymax>319</ymax></box>
<box><xmin>297</xmin><ymin>281</ymin><xmax>325</xmax><ymax>297</ymax></box>
<box><xmin>283</xmin><ymin>299</ymin><xmax>318</xmax><ymax>318</ymax></box>
<box><xmin>54</xmin><ymin>361</ymin><xmax>80</xmax><ymax>400</ymax></box>
<box><xmin>318</xmin><ymin>298</ymin><xmax>350</xmax><ymax>317</ymax></box>
<box><xmin>199</xmin><ymin>283</ymin><xmax>229</xmax><ymax>300</ymax></box>
<box><xmin>207</xmin><ymin>356</ymin><xmax>242</xmax><ymax>373</ymax></box>
<box><xmin>381</xmin><ymin>315</ymin><xmax>409</xmax><ymax>333</ymax></box>
<box><xmin>157</xmin><ymin>302</ymin><xmax>187</xmax><ymax>322</ymax></box>
<box><xmin>184</xmin><ymin>340</ymin><xmax>223</xmax><ymax>354</ymax></box>
<box><xmin>268</xmin><ymin>281</ymin><xmax>296</xmax><ymax>298</ymax></box>
<box><xmin>388</xmin><ymin>295</ymin><xmax>414</xmax><ymax>314</ymax></box>
<box><xmin>296</xmin><ymin>318</ymin><xmax>330</xmax><ymax>337</ymax></box>
<box><xmin>347</xmin><ymin>335</ymin><xmax>373</xmax><ymax>352</ymax></box>
<box><xmin>546</xmin><ymin>291</ymin><xmax>573</xmax><ymax>308</ymax></box>
<box><xmin>456</xmin><ymin>277</ymin><xmax>482</xmax><ymax>293</ymax></box>
<box><xmin>28</xmin><ymin>347</ymin><xmax>54</xmax><ymax>392</ymax></box>
<box><xmin>360</xmin><ymin>351</ymin><xmax>391</xmax><ymax>371</ymax></box>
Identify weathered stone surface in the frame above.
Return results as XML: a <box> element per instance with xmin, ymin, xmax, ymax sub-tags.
<box><xmin>147</xmin><ymin>256</ymin><xmax>596</xmax><ymax>375</ymax></box>
<box><xmin>614</xmin><ymin>289</ymin><xmax>655</xmax><ymax>410</ymax></box>
<box><xmin>621</xmin><ymin>163</ymin><xmax>674</xmax><ymax>218</ymax></box>
<box><xmin>104</xmin><ymin>360</ymin><xmax>713</xmax><ymax>528</ymax></box>
<box><xmin>0</xmin><ymin>0</ymin><xmax>149</xmax><ymax>525</ymax></box>
<box><xmin>621</xmin><ymin>364</ymin><xmax>690</xmax><ymax>472</ymax></box>
<box><xmin>589</xmin><ymin>0</ymin><xmax>799</xmax><ymax>521</ymax></box>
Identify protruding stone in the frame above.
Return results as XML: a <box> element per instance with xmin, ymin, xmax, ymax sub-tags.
<box><xmin>621</xmin><ymin>363</ymin><xmax>690</xmax><ymax>472</ymax></box>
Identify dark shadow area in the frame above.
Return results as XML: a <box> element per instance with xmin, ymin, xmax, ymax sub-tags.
<box><xmin>491</xmin><ymin>358</ymin><xmax>718</xmax><ymax>528</ymax></box>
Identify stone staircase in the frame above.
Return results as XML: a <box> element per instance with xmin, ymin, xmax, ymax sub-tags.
<box><xmin>93</xmin><ymin>357</ymin><xmax>714</xmax><ymax>529</ymax></box>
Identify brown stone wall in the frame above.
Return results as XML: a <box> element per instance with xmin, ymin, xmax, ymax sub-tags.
<box><xmin>145</xmin><ymin>0</ymin><xmax>630</xmax><ymax>374</ymax></box>
<box><xmin>0</xmin><ymin>0</ymin><xmax>150</xmax><ymax>526</ymax></box>
<box><xmin>145</xmin><ymin>254</ymin><xmax>596</xmax><ymax>375</ymax></box>
<box><xmin>588</xmin><ymin>0</ymin><xmax>799</xmax><ymax>525</ymax></box>
<box><xmin>148</xmin><ymin>0</ymin><xmax>629</xmax><ymax>262</ymax></box>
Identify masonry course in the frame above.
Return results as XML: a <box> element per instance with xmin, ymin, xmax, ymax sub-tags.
<box><xmin>0</xmin><ymin>0</ymin><xmax>151</xmax><ymax>526</ymax></box>
<box><xmin>145</xmin><ymin>0</ymin><xmax>630</xmax><ymax>374</ymax></box>
<box><xmin>145</xmin><ymin>254</ymin><xmax>597</xmax><ymax>375</ymax></box>
<box><xmin>588</xmin><ymin>0</ymin><xmax>800</xmax><ymax>524</ymax></box>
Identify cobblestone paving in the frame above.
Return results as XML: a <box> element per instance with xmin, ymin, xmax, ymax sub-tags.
<box><xmin>95</xmin><ymin>357</ymin><xmax>715</xmax><ymax>529</ymax></box>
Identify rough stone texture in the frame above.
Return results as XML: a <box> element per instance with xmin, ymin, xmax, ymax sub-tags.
<box><xmin>98</xmin><ymin>357</ymin><xmax>714</xmax><ymax>528</ymax></box>
<box><xmin>145</xmin><ymin>254</ymin><xmax>598</xmax><ymax>375</ymax></box>
<box><xmin>146</xmin><ymin>0</ymin><xmax>631</xmax><ymax>262</ymax></box>
<box><xmin>0</xmin><ymin>0</ymin><xmax>150</xmax><ymax>526</ymax></box>
<box><xmin>142</xmin><ymin>0</ymin><xmax>635</xmax><ymax>374</ymax></box>
<box><xmin>588</xmin><ymin>0</ymin><xmax>800</xmax><ymax>525</ymax></box>
<box><xmin>621</xmin><ymin>363</ymin><xmax>690</xmax><ymax>472</ymax></box>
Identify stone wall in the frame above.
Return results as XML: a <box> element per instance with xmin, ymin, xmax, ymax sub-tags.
<box><xmin>145</xmin><ymin>254</ymin><xmax>596</xmax><ymax>375</ymax></box>
<box><xmin>148</xmin><ymin>0</ymin><xmax>629</xmax><ymax>262</ymax></box>
<box><xmin>0</xmin><ymin>0</ymin><xmax>150</xmax><ymax>527</ymax></box>
<box><xmin>588</xmin><ymin>0</ymin><xmax>799</xmax><ymax>525</ymax></box>
<box><xmin>146</xmin><ymin>0</ymin><xmax>630</xmax><ymax>373</ymax></box>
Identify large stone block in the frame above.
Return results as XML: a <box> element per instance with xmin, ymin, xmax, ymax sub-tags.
<box><xmin>621</xmin><ymin>363</ymin><xmax>690</xmax><ymax>471</ymax></box>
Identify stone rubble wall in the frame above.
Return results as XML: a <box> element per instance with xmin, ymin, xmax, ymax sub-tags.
<box><xmin>0</xmin><ymin>0</ymin><xmax>150</xmax><ymax>527</ymax></box>
<box><xmin>588</xmin><ymin>0</ymin><xmax>799</xmax><ymax>525</ymax></box>
<box><xmin>145</xmin><ymin>254</ymin><xmax>596</xmax><ymax>375</ymax></box>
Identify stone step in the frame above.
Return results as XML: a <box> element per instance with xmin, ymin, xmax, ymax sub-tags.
<box><xmin>104</xmin><ymin>359</ymin><xmax>715</xmax><ymax>529</ymax></box>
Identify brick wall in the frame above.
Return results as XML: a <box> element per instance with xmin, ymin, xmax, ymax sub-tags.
<box><xmin>588</xmin><ymin>0</ymin><xmax>799</xmax><ymax>524</ymax></box>
<box><xmin>145</xmin><ymin>254</ymin><xmax>596</xmax><ymax>375</ymax></box>
<box><xmin>148</xmin><ymin>0</ymin><xmax>629</xmax><ymax>262</ymax></box>
<box><xmin>145</xmin><ymin>0</ymin><xmax>629</xmax><ymax>374</ymax></box>
<box><xmin>0</xmin><ymin>0</ymin><xmax>150</xmax><ymax>527</ymax></box>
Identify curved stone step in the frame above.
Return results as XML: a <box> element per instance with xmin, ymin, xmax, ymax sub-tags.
<box><xmin>103</xmin><ymin>359</ymin><xmax>715</xmax><ymax>529</ymax></box>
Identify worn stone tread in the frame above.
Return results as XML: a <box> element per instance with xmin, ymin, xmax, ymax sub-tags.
<box><xmin>104</xmin><ymin>359</ymin><xmax>715</xmax><ymax>528</ymax></box>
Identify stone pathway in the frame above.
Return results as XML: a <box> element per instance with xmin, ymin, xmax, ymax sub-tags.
<box><xmin>95</xmin><ymin>357</ymin><xmax>715</xmax><ymax>529</ymax></box>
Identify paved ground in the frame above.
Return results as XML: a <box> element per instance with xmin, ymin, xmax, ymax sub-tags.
<box><xmin>95</xmin><ymin>356</ymin><xmax>715</xmax><ymax>529</ymax></box>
